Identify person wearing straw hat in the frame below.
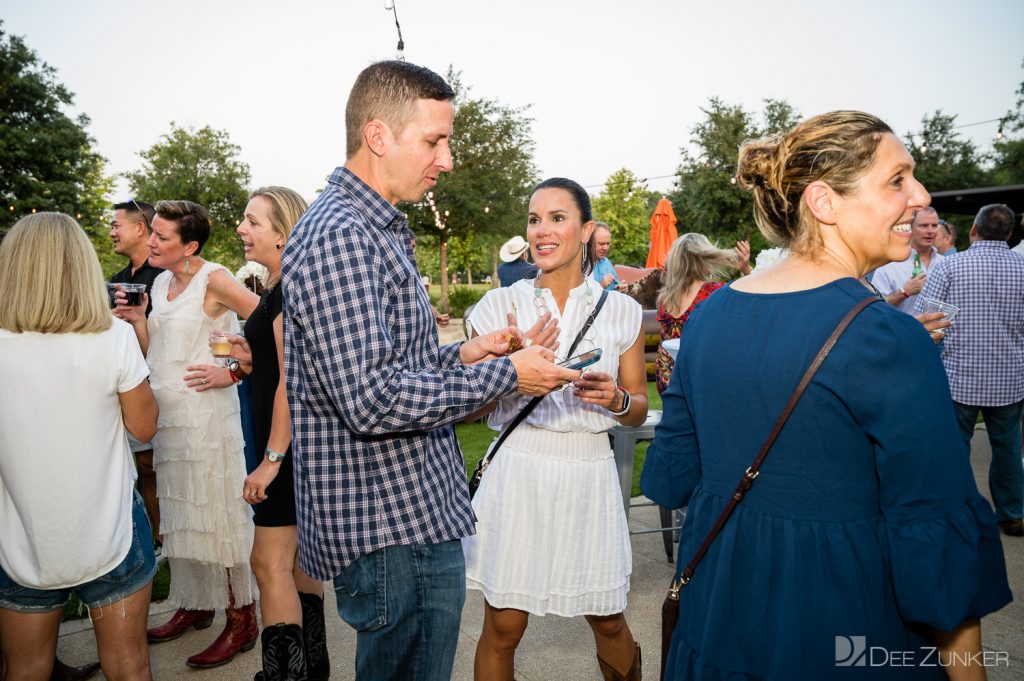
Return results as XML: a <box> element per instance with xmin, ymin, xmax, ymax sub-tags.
<box><xmin>498</xmin><ymin>235</ymin><xmax>538</xmax><ymax>287</ymax></box>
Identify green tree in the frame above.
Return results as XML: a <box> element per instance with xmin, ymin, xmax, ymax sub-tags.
<box><xmin>592</xmin><ymin>169</ymin><xmax>655</xmax><ymax>267</ymax></box>
<box><xmin>125</xmin><ymin>124</ymin><xmax>251</xmax><ymax>271</ymax></box>
<box><xmin>905</xmin><ymin>111</ymin><xmax>992</xmax><ymax>192</ymax></box>
<box><xmin>992</xmin><ymin>66</ymin><xmax>1024</xmax><ymax>186</ymax></box>
<box><xmin>405</xmin><ymin>70</ymin><xmax>537</xmax><ymax>310</ymax></box>
<box><xmin>0</xmin><ymin>21</ymin><xmax>115</xmax><ymax>270</ymax></box>
<box><xmin>670</xmin><ymin>98</ymin><xmax>799</xmax><ymax>252</ymax></box>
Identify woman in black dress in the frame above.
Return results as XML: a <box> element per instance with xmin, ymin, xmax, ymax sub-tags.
<box><xmin>231</xmin><ymin>187</ymin><xmax>329</xmax><ymax>680</ymax></box>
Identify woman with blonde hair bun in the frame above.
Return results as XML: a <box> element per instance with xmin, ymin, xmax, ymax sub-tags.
<box><xmin>642</xmin><ymin>111</ymin><xmax>1011</xmax><ymax>680</ymax></box>
<box><xmin>654</xmin><ymin>233</ymin><xmax>747</xmax><ymax>394</ymax></box>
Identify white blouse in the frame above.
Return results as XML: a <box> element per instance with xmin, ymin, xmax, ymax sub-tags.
<box><xmin>469</xmin><ymin>278</ymin><xmax>642</xmax><ymax>434</ymax></box>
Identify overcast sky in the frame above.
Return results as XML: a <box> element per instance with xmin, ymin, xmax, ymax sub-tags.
<box><xmin>5</xmin><ymin>0</ymin><xmax>1023</xmax><ymax>203</ymax></box>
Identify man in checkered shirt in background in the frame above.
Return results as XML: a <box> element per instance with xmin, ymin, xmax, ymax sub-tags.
<box><xmin>918</xmin><ymin>203</ymin><xmax>1024</xmax><ymax>537</ymax></box>
<box><xmin>280</xmin><ymin>61</ymin><xmax>579</xmax><ymax>680</ymax></box>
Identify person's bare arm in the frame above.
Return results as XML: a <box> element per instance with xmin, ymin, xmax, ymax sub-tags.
<box><xmin>119</xmin><ymin>379</ymin><xmax>158</xmax><ymax>443</ymax></box>
<box><xmin>204</xmin><ymin>269</ymin><xmax>260</xmax><ymax>320</ymax></box>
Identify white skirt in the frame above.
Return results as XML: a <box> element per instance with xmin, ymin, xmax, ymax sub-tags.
<box><xmin>463</xmin><ymin>425</ymin><xmax>631</xmax><ymax>617</ymax></box>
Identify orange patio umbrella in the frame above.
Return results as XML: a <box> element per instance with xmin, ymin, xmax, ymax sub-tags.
<box><xmin>646</xmin><ymin>197</ymin><xmax>678</xmax><ymax>269</ymax></box>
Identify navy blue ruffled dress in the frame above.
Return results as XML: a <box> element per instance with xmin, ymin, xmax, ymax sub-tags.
<box><xmin>641</xmin><ymin>277</ymin><xmax>1012</xmax><ymax>681</ymax></box>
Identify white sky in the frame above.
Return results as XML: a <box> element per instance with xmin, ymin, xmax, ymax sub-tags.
<box><xmin>4</xmin><ymin>0</ymin><xmax>1023</xmax><ymax>202</ymax></box>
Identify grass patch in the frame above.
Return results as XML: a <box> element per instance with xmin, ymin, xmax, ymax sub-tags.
<box><xmin>456</xmin><ymin>382</ymin><xmax>663</xmax><ymax>499</ymax></box>
<box><xmin>61</xmin><ymin>555</ymin><xmax>170</xmax><ymax>622</ymax></box>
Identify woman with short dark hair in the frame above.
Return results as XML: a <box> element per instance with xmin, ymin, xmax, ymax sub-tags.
<box><xmin>116</xmin><ymin>200</ymin><xmax>262</xmax><ymax>669</ymax></box>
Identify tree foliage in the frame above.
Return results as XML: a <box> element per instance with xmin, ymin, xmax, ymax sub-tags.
<box><xmin>405</xmin><ymin>69</ymin><xmax>538</xmax><ymax>307</ymax></box>
<box><xmin>591</xmin><ymin>168</ymin><xmax>658</xmax><ymax>267</ymax></box>
<box><xmin>125</xmin><ymin>123</ymin><xmax>251</xmax><ymax>271</ymax></box>
<box><xmin>905</xmin><ymin>111</ymin><xmax>991</xmax><ymax>192</ymax></box>
<box><xmin>0</xmin><ymin>21</ymin><xmax>115</xmax><ymax>271</ymax></box>
<box><xmin>670</xmin><ymin>98</ymin><xmax>800</xmax><ymax>252</ymax></box>
<box><xmin>991</xmin><ymin>65</ymin><xmax>1024</xmax><ymax>186</ymax></box>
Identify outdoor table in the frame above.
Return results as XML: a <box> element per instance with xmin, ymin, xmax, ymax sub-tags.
<box><xmin>610</xmin><ymin>409</ymin><xmax>682</xmax><ymax>562</ymax></box>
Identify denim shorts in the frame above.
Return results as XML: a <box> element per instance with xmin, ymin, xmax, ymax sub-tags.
<box><xmin>0</xmin><ymin>491</ymin><xmax>156</xmax><ymax>613</ymax></box>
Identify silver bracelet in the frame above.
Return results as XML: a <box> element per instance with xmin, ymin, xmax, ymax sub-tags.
<box><xmin>608</xmin><ymin>387</ymin><xmax>631</xmax><ymax>417</ymax></box>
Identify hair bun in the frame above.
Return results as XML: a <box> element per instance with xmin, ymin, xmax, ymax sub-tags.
<box><xmin>736</xmin><ymin>138</ymin><xmax>779</xmax><ymax>193</ymax></box>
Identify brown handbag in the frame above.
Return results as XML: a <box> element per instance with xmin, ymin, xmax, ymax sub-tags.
<box><xmin>659</xmin><ymin>296</ymin><xmax>878</xmax><ymax>680</ymax></box>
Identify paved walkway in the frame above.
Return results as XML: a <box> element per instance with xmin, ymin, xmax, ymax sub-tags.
<box><xmin>55</xmin><ymin>429</ymin><xmax>1022</xmax><ymax>680</ymax></box>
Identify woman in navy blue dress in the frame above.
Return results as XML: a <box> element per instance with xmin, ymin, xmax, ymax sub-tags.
<box><xmin>642</xmin><ymin>111</ymin><xmax>1011</xmax><ymax>681</ymax></box>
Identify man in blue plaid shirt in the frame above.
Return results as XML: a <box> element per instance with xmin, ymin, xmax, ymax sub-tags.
<box><xmin>917</xmin><ymin>204</ymin><xmax>1024</xmax><ymax>537</ymax></box>
<box><xmin>280</xmin><ymin>61</ymin><xmax>578</xmax><ymax>680</ymax></box>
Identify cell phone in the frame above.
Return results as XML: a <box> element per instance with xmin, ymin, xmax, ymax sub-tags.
<box><xmin>557</xmin><ymin>348</ymin><xmax>602</xmax><ymax>371</ymax></box>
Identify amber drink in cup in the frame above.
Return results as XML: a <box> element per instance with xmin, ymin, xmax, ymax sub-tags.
<box><xmin>210</xmin><ymin>330</ymin><xmax>232</xmax><ymax>358</ymax></box>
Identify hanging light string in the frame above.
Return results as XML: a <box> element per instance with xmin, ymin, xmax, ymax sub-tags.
<box><xmin>383</xmin><ymin>1</ymin><xmax>405</xmax><ymax>61</ymax></box>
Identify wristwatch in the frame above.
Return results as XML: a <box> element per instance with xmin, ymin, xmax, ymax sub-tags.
<box><xmin>608</xmin><ymin>387</ymin><xmax>632</xmax><ymax>417</ymax></box>
<box><xmin>227</xmin><ymin>359</ymin><xmax>245</xmax><ymax>384</ymax></box>
<box><xmin>265</xmin><ymin>447</ymin><xmax>287</xmax><ymax>463</ymax></box>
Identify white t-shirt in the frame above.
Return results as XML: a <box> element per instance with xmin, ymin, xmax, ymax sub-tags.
<box><xmin>0</xmin><ymin>319</ymin><xmax>149</xmax><ymax>589</ymax></box>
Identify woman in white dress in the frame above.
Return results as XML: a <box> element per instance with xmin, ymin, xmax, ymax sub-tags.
<box><xmin>116</xmin><ymin>200</ymin><xmax>261</xmax><ymax>669</ymax></box>
<box><xmin>464</xmin><ymin>178</ymin><xmax>649</xmax><ymax>681</ymax></box>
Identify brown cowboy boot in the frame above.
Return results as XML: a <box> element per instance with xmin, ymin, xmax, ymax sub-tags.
<box><xmin>186</xmin><ymin>600</ymin><xmax>259</xmax><ymax>668</ymax></box>
<box><xmin>597</xmin><ymin>642</ymin><xmax>641</xmax><ymax>681</ymax></box>
<box><xmin>146</xmin><ymin>608</ymin><xmax>215</xmax><ymax>643</ymax></box>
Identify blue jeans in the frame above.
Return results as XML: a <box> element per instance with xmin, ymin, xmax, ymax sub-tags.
<box><xmin>332</xmin><ymin>540</ymin><xmax>465</xmax><ymax>681</ymax></box>
<box><xmin>954</xmin><ymin>400</ymin><xmax>1024</xmax><ymax>522</ymax></box>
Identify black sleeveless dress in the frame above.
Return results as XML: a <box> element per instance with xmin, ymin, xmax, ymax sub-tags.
<box><xmin>244</xmin><ymin>284</ymin><xmax>296</xmax><ymax>526</ymax></box>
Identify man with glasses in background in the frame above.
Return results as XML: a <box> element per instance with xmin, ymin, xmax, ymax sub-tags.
<box><xmin>109</xmin><ymin>199</ymin><xmax>164</xmax><ymax>552</ymax></box>
<box><xmin>936</xmin><ymin>218</ymin><xmax>958</xmax><ymax>255</ymax></box>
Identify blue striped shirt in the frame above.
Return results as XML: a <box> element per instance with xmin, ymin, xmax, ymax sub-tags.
<box><xmin>281</xmin><ymin>166</ymin><xmax>519</xmax><ymax>578</ymax></box>
<box><xmin>916</xmin><ymin>241</ymin><xmax>1024</xmax><ymax>407</ymax></box>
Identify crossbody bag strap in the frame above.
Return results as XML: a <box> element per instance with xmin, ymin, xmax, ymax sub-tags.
<box><xmin>673</xmin><ymin>295</ymin><xmax>879</xmax><ymax>589</ymax></box>
<box><xmin>483</xmin><ymin>288</ymin><xmax>610</xmax><ymax>464</ymax></box>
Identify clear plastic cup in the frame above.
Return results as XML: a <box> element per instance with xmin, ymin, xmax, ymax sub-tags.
<box><xmin>918</xmin><ymin>297</ymin><xmax>959</xmax><ymax>322</ymax></box>
<box><xmin>209</xmin><ymin>330</ymin><xmax>232</xmax><ymax>358</ymax></box>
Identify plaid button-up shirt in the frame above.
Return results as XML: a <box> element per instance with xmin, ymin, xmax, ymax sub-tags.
<box><xmin>281</xmin><ymin>166</ymin><xmax>519</xmax><ymax>579</ymax></box>
<box><xmin>917</xmin><ymin>240</ymin><xmax>1024</xmax><ymax>407</ymax></box>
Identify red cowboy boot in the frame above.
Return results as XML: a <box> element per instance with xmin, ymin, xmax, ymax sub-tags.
<box><xmin>186</xmin><ymin>601</ymin><xmax>259</xmax><ymax>668</ymax></box>
<box><xmin>146</xmin><ymin>608</ymin><xmax>216</xmax><ymax>643</ymax></box>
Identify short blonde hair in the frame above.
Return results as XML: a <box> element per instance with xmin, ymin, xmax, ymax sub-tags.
<box><xmin>249</xmin><ymin>186</ymin><xmax>308</xmax><ymax>244</ymax></box>
<box><xmin>657</xmin><ymin>233</ymin><xmax>738</xmax><ymax>313</ymax></box>
<box><xmin>0</xmin><ymin>212</ymin><xmax>112</xmax><ymax>334</ymax></box>
<box><xmin>736</xmin><ymin>111</ymin><xmax>892</xmax><ymax>256</ymax></box>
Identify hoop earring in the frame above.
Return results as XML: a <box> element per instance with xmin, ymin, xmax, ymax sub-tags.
<box><xmin>185</xmin><ymin>257</ymin><xmax>190</xmax><ymax>274</ymax></box>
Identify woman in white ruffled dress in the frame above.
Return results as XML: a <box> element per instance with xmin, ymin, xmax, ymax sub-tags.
<box><xmin>116</xmin><ymin>199</ymin><xmax>261</xmax><ymax>669</ymax></box>
<box><xmin>463</xmin><ymin>178</ymin><xmax>649</xmax><ymax>681</ymax></box>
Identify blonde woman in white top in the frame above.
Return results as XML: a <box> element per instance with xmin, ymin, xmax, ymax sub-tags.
<box><xmin>0</xmin><ymin>213</ymin><xmax>158</xmax><ymax>681</ymax></box>
<box><xmin>463</xmin><ymin>178</ymin><xmax>648</xmax><ymax>681</ymax></box>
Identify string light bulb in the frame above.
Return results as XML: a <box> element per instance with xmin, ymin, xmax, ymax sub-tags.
<box><xmin>384</xmin><ymin>0</ymin><xmax>405</xmax><ymax>61</ymax></box>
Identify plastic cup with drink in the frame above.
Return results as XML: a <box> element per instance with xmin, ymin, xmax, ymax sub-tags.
<box><xmin>209</xmin><ymin>330</ymin><xmax>232</xmax><ymax>365</ymax></box>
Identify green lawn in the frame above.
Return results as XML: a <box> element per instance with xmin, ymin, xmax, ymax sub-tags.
<box><xmin>456</xmin><ymin>382</ymin><xmax>662</xmax><ymax>498</ymax></box>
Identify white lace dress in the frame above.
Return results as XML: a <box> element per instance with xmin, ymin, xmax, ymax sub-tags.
<box><xmin>147</xmin><ymin>262</ymin><xmax>256</xmax><ymax>609</ymax></box>
<box><xmin>462</xmin><ymin>278</ymin><xmax>642</xmax><ymax>616</ymax></box>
